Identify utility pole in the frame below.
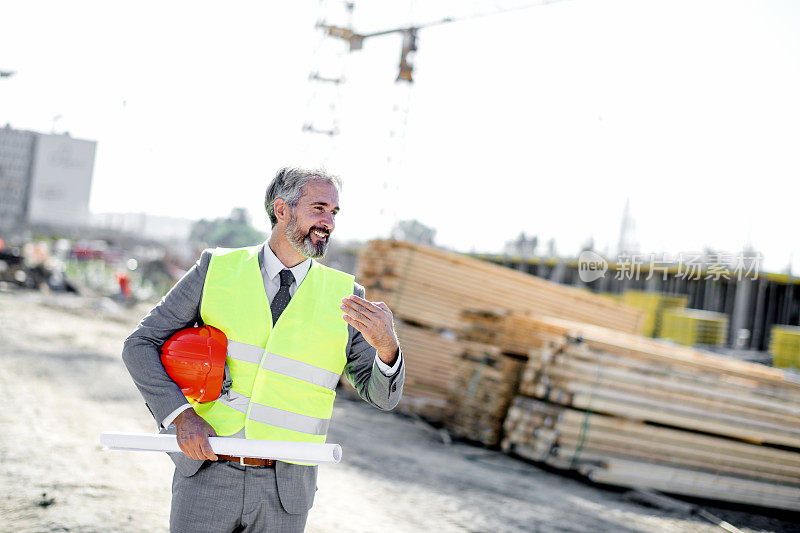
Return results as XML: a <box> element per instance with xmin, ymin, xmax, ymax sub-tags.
<box><xmin>301</xmin><ymin>1</ymin><xmax>355</xmax><ymax>165</ymax></box>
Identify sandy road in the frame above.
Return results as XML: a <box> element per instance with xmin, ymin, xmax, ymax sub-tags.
<box><xmin>0</xmin><ymin>289</ymin><xmax>796</xmax><ymax>532</ymax></box>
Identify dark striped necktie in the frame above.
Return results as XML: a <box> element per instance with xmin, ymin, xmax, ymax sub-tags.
<box><xmin>271</xmin><ymin>269</ymin><xmax>295</xmax><ymax>326</ymax></box>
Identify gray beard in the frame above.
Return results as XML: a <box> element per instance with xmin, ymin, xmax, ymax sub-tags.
<box><xmin>285</xmin><ymin>212</ymin><xmax>328</xmax><ymax>259</ymax></box>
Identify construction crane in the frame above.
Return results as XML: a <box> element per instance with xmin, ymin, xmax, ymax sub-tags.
<box><xmin>319</xmin><ymin>24</ymin><xmax>418</xmax><ymax>83</ymax></box>
<box><xmin>317</xmin><ymin>0</ymin><xmax>570</xmax><ymax>83</ymax></box>
<box><xmin>303</xmin><ymin>1</ymin><xmax>572</xmax><ymax>148</ymax></box>
<box><xmin>303</xmin><ymin>1</ymin><xmax>573</xmax><ymax>230</ymax></box>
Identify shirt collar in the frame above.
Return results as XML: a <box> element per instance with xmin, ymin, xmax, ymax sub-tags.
<box><xmin>261</xmin><ymin>242</ymin><xmax>312</xmax><ymax>285</ymax></box>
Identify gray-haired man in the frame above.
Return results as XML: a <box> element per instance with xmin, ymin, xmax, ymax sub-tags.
<box><xmin>123</xmin><ymin>168</ymin><xmax>405</xmax><ymax>532</ymax></box>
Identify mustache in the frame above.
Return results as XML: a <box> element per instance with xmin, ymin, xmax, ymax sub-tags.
<box><xmin>308</xmin><ymin>226</ymin><xmax>330</xmax><ymax>237</ymax></box>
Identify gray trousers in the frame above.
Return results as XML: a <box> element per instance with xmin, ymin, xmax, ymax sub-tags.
<box><xmin>170</xmin><ymin>461</ymin><xmax>308</xmax><ymax>533</ymax></box>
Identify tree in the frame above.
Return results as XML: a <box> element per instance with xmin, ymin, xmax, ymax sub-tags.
<box><xmin>190</xmin><ymin>208</ymin><xmax>264</xmax><ymax>248</ymax></box>
<box><xmin>391</xmin><ymin>219</ymin><xmax>436</xmax><ymax>246</ymax></box>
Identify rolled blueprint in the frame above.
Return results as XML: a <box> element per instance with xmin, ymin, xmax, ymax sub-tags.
<box><xmin>100</xmin><ymin>432</ymin><xmax>342</xmax><ymax>465</ymax></box>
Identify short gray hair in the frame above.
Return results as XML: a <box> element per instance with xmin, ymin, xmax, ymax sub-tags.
<box><xmin>265</xmin><ymin>167</ymin><xmax>342</xmax><ymax>228</ymax></box>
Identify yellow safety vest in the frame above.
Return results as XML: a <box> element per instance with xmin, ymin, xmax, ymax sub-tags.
<box><xmin>193</xmin><ymin>246</ymin><xmax>353</xmax><ymax>465</ymax></box>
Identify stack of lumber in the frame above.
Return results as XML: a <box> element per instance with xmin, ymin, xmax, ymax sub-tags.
<box><xmin>597</xmin><ymin>292</ymin><xmax>622</xmax><ymax>304</ymax></box>
<box><xmin>445</xmin><ymin>341</ymin><xmax>525</xmax><ymax>447</ymax></box>
<box><xmin>391</xmin><ymin>320</ymin><xmax>461</xmax><ymax>420</ymax></box>
<box><xmin>500</xmin><ymin>314</ymin><xmax>800</xmax><ymax>511</ymax></box>
<box><xmin>621</xmin><ymin>290</ymin><xmax>688</xmax><ymax>337</ymax></box>
<box><xmin>503</xmin><ymin>398</ymin><xmax>800</xmax><ymax>511</ymax></box>
<box><xmin>357</xmin><ymin>240</ymin><xmax>644</xmax><ymax>334</ymax></box>
<box><xmin>770</xmin><ymin>325</ymin><xmax>800</xmax><ymax>370</ymax></box>
<box><xmin>338</xmin><ymin>320</ymin><xmax>461</xmax><ymax>420</ymax></box>
<box><xmin>659</xmin><ymin>308</ymin><xmax>728</xmax><ymax>346</ymax></box>
<box><xmin>355</xmin><ymin>240</ymin><xmax>645</xmax><ymax>419</ymax></box>
<box><xmin>459</xmin><ymin>309</ymin><xmax>553</xmax><ymax>355</ymax></box>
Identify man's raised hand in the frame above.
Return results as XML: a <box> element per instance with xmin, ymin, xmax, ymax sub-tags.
<box><xmin>340</xmin><ymin>295</ymin><xmax>400</xmax><ymax>365</ymax></box>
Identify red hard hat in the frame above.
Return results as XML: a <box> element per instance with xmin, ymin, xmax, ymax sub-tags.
<box><xmin>161</xmin><ymin>325</ymin><xmax>227</xmax><ymax>403</ymax></box>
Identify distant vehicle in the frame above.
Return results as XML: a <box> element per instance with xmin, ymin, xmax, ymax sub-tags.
<box><xmin>71</xmin><ymin>243</ymin><xmax>123</xmax><ymax>263</ymax></box>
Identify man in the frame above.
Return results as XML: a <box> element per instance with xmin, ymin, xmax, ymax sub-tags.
<box><xmin>122</xmin><ymin>168</ymin><xmax>405</xmax><ymax>532</ymax></box>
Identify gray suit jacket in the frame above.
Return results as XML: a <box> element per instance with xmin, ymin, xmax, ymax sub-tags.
<box><xmin>122</xmin><ymin>244</ymin><xmax>404</xmax><ymax>514</ymax></box>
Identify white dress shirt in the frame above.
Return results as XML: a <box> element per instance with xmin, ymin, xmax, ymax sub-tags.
<box><xmin>162</xmin><ymin>244</ymin><xmax>401</xmax><ymax>428</ymax></box>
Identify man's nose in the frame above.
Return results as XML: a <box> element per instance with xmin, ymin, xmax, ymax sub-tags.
<box><xmin>321</xmin><ymin>213</ymin><xmax>334</xmax><ymax>230</ymax></box>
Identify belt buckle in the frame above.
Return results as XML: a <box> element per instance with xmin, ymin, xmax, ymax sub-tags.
<box><xmin>239</xmin><ymin>456</ymin><xmax>249</xmax><ymax>467</ymax></box>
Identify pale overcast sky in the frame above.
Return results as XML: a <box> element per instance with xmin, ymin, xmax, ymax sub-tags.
<box><xmin>1</xmin><ymin>0</ymin><xmax>798</xmax><ymax>272</ymax></box>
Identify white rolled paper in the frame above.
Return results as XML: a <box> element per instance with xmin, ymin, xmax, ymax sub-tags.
<box><xmin>99</xmin><ymin>432</ymin><xmax>342</xmax><ymax>465</ymax></box>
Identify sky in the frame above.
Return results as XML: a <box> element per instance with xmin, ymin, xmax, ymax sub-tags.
<box><xmin>1</xmin><ymin>0</ymin><xmax>798</xmax><ymax>273</ymax></box>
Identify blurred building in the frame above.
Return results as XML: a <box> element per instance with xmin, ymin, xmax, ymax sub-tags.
<box><xmin>0</xmin><ymin>125</ymin><xmax>97</xmax><ymax>230</ymax></box>
<box><xmin>27</xmin><ymin>132</ymin><xmax>96</xmax><ymax>227</ymax></box>
<box><xmin>0</xmin><ymin>127</ymin><xmax>37</xmax><ymax>229</ymax></box>
<box><xmin>91</xmin><ymin>212</ymin><xmax>194</xmax><ymax>242</ymax></box>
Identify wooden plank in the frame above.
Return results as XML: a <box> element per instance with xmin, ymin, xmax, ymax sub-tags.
<box><xmin>445</xmin><ymin>344</ymin><xmax>525</xmax><ymax>446</ymax></box>
<box><xmin>342</xmin><ymin>320</ymin><xmax>463</xmax><ymax>422</ymax></box>
<box><xmin>533</xmin><ymin>315</ymin><xmax>798</xmax><ymax>387</ymax></box>
<box><xmin>503</xmin><ymin>397</ymin><xmax>800</xmax><ymax>487</ymax></box>
<box><xmin>357</xmin><ymin>240</ymin><xmax>645</xmax><ymax>334</ymax></box>
<box><xmin>534</xmin><ymin>385</ymin><xmax>800</xmax><ymax>447</ymax></box>
<box><xmin>534</xmin><ymin>362</ymin><xmax>800</xmax><ymax>428</ymax></box>
<box><xmin>577</xmin><ymin>458</ymin><xmax>800</xmax><ymax>511</ymax></box>
<box><xmin>553</xmin><ymin>436</ymin><xmax>800</xmax><ymax>486</ymax></box>
<box><xmin>551</xmin><ymin>408</ymin><xmax>800</xmax><ymax>468</ymax></box>
<box><xmin>529</xmin><ymin>344</ymin><xmax>800</xmax><ymax>416</ymax></box>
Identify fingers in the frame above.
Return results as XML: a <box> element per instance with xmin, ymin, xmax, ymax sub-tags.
<box><xmin>341</xmin><ymin>296</ymin><xmax>395</xmax><ymax>341</ymax></box>
<box><xmin>345</xmin><ymin>296</ymin><xmax>392</xmax><ymax>317</ymax></box>
<box><xmin>178</xmin><ymin>435</ymin><xmax>201</xmax><ymax>460</ymax></box>
<box><xmin>178</xmin><ymin>432</ymin><xmax>215</xmax><ymax>461</ymax></box>
<box><xmin>341</xmin><ymin>300</ymin><xmax>371</xmax><ymax>323</ymax></box>
<box><xmin>176</xmin><ymin>436</ymin><xmax>194</xmax><ymax>459</ymax></box>
<box><xmin>342</xmin><ymin>312</ymin><xmax>368</xmax><ymax>331</ymax></box>
<box><xmin>176</xmin><ymin>412</ymin><xmax>218</xmax><ymax>461</ymax></box>
<box><xmin>343</xmin><ymin>295</ymin><xmax>381</xmax><ymax>314</ymax></box>
<box><xmin>199</xmin><ymin>435</ymin><xmax>218</xmax><ymax>461</ymax></box>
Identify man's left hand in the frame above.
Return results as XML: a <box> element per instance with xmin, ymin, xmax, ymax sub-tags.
<box><xmin>341</xmin><ymin>295</ymin><xmax>399</xmax><ymax>365</ymax></box>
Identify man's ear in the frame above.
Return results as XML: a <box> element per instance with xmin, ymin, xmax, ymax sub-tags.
<box><xmin>274</xmin><ymin>199</ymin><xmax>288</xmax><ymax>224</ymax></box>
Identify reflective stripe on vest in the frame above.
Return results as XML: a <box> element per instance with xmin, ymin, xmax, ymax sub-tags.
<box><xmin>195</xmin><ymin>245</ymin><xmax>353</xmax><ymax>465</ymax></box>
<box><xmin>216</xmin><ymin>389</ymin><xmax>250</xmax><ymax>414</ymax></box>
<box><xmin>248</xmin><ymin>403</ymin><xmax>330</xmax><ymax>435</ymax></box>
<box><xmin>216</xmin><ymin>342</ymin><xmax>340</xmax><ymax>418</ymax></box>
<box><xmin>227</xmin><ymin>340</ymin><xmax>264</xmax><ymax>364</ymax></box>
<box><xmin>227</xmin><ymin>340</ymin><xmax>340</xmax><ymax>390</ymax></box>
<box><xmin>262</xmin><ymin>352</ymin><xmax>341</xmax><ymax>390</ymax></box>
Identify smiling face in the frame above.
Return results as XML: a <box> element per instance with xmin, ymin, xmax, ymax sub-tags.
<box><xmin>283</xmin><ymin>180</ymin><xmax>340</xmax><ymax>259</ymax></box>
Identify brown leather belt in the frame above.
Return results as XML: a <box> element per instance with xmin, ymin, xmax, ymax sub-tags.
<box><xmin>217</xmin><ymin>454</ymin><xmax>275</xmax><ymax>467</ymax></box>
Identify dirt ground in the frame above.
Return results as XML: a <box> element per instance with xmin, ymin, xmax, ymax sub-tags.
<box><xmin>1</xmin><ymin>289</ymin><xmax>797</xmax><ymax>533</ymax></box>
